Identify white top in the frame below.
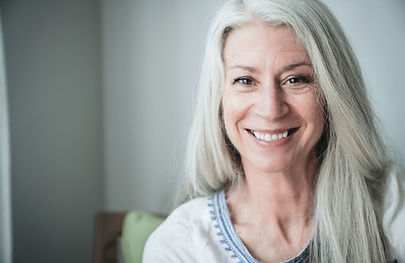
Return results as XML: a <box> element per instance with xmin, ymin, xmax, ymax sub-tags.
<box><xmin>143</xmin><ymin>166</ymin><xmax>405</xmax><ymax>263</ymax></box>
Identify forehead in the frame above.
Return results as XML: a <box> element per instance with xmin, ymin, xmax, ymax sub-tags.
<box><xmin>223</xmin><ymin>21</ymin><xmax>310</xmax><ymax>69</ymax></box>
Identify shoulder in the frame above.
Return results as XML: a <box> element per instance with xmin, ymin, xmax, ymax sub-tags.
<box><xmin>142</xmin><ymin>195</ymin><xmax>214</xmax><ymax>262</ymax></box>
<box><xmin>382</xmin><ymin>164</ymin><xmax>405</xmax><ymax>261</ymax></box>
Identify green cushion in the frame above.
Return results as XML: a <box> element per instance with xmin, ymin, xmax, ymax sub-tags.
<box><xmin>121</xmin><ymin>210</ymin><xmax>165</xmax><ymax>263</ymax></box>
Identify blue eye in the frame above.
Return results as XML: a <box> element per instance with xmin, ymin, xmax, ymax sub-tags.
<box><xmin>233</xmin><ymin>77</ymin><xmax>254</xmax><ymax>86</ymax></box>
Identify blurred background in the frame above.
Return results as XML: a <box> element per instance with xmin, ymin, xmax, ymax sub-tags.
<box><xmin>0</xmin><ymin>0</ymin><xmax>404</xmax><ymax>262</ymax></box>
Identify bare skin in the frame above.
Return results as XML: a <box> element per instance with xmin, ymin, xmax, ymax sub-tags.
<box><xmin>221</xmin><ymin>21</ymin><xmax>323</xmax><ymax>262</ymax></box>
<box><xmin>226</xmin><ymin>158</ymin><xmax>316</xmax><ymax>262</ymax></box>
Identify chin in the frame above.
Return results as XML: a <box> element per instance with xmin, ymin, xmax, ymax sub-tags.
<box><xmin>243</xmin><ymin>155</ymin><xmax>295</xmax><ymax>174</ymax></box>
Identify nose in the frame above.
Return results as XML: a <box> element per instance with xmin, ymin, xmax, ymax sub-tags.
<box><xmin>254</xmin><ymin>82</ymin><xmax>289</xmax><ymax>120</ymax></box>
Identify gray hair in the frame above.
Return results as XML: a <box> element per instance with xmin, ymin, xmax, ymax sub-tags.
<box><xmin>178</xmin><ymin>0</ymin><xmax>392</xmax><ymax>261</ymax></box>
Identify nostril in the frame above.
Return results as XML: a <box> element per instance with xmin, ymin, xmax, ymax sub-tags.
<box><xmin>254</xmin><ymin>89</ymin><xmax>289</xmax><ymax>120</ymax></box>
<box><xmin>255</xmin><ymin>102</ymin><xmax>289</xmax><ymax>120</ymax></box>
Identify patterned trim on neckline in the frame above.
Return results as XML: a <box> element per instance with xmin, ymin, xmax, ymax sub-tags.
<box><xmin>208</xmin><ymin>190</ymin><xmax>310</xmax><ymax>263</ymax></box>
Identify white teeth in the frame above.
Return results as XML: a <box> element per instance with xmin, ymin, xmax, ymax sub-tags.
<box><xmin>251</xmin><ymin>130</ymin><xmax>289</xmax><ymax>142</ymax></box>
<box><xmin>283</xmin><ymin>130</ymin><xmax>288</xmax><ymax>138</ymax></box>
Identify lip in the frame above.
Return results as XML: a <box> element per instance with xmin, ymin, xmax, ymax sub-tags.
<box><xmin>248</xmin><ymin>128</ymin><xmax>292</xmax><ymax>134</ymax></box>
<box><xmin>245</xmin><ymin>127</ymin><xmax>300</xmax><ymax>147</ymax></box>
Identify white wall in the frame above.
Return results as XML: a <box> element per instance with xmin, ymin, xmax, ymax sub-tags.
<box><xmin>102</xmin><ymin>0</ymin><xmax>228</xmax><ymax>213</ymax></box>
<box><xmin>321</xmin><ymin>0</ymin><xmax>405</xmax><ymax>163</ymax></box>
<box><xmin>1</xmin><ymin>0</ymin><xmax>103</xmax><ymax>262</ymax></box>
<box><xmin>103</xmin><ymin>0</ymin><xmax>405</xmax><ymax>214</ymax></box>
<box><xmin>0</xmin><ymin>13</ymin><xmax>12</xmax><ymax>263</ymax></box>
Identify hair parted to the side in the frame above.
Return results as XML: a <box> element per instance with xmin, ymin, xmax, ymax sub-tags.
<box><xmin>177</xmin><ymin>0</ymin><xmax>392</xmax><ymax>261</ymax></box>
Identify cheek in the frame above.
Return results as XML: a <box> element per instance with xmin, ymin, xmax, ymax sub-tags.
<box><xmin>290</xmin><ymin>91</ymin><xmax>324</xmax><ymax>136</ymax></box>
<box><xmin>221</xmin><ymin>97</ymin><xmax>237</xmax><ymax>137</ymax></box>
<box><xmin>221</xmin><ymin>93</ymin><xmax>248</xmax><ymax>140</ymax></box>
<box><xmin>303</xmin><ymin>98</ymin><xmax>325</xmax><ymax>137</ymax></box>
<box><xmin>312</xmin><ymin>96</ymin><xmax>325</xmax><ymax>128</ymax></box>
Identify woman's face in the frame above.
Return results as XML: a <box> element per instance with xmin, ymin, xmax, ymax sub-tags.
<box><xmin>222</xmin><ymin>22</ymin><xmax>324</xmax><ymax>174</ymax></box>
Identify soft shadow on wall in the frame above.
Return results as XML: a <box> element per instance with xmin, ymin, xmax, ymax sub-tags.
<box><xmin>1</xmin><ymin>0</ymin><xmax>103</xmax><ymax>263</ymax></box>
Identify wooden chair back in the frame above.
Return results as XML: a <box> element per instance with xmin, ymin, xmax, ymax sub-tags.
<box><xmin>93</xmin><ymin>212</ymin><xmax>126</xmax><ymax>263</ymax></box>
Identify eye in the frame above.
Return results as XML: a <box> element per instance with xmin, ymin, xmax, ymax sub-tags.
<box><xmin>285</xmin><ymin>75</ymin><xmax>310</xmax><ymax>85</ymax></box>
<box><xmin>233</xmin><ymin>77</ymin><xmax>254</xmax><ymax>86</ymax></box>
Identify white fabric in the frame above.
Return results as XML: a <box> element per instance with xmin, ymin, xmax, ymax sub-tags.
<box><xmin>382</xmin><ymin>164</ymin><xmax>405</xmax><ymax>261</ymax></box>
<box><xmin>143</xmin><ymin>194</ymin><xmax>242</xmax><ymax>263</ymax></box>
<box><xmin>0</xmin><ymin>12</ymin><xmax>12</xmax><ymax>263</ymax></box>
<box><xmin>143</xmin><ymin>167</ymin><xmax>405</xmax><ymax>262</ymax></box>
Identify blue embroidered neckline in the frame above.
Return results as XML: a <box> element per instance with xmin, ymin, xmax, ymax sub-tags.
<box><xmin>208</xmin><ymin>190</ymin><xmax>310</xmax><ymax>263</ymax></box>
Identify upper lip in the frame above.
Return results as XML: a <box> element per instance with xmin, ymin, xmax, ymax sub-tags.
<box><xmin>246</xmin><ymin>127</ymin><xmax>298</xmax><ymax>133</ymax></box>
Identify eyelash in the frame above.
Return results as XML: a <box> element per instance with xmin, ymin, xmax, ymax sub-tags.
<box><xmin>284</xmin><ymin>75</ymin><xmax>310</xmax><ymax>85</ymax></box>
<box><xmin>233</xmin><ymin>77</ymin><xmax>254</xmax><ymax>86</ymax></box>
<box><xmin>232</xmin><ymin>75</ymin><xmax>311</xmax><ymax>87</ymax></box>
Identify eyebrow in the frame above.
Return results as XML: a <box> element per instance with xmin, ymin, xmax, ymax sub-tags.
<box><xmin>227</xmin><ymin>61</ymin><xmax>312</xmax><ymax>72</ymax></box>
<box><xmin>282</xmin><ymin>62</ymin><xmax>312</xmax><ymax>71</ymax></box>
<box><xmin>228</xmin><ymin>65</ymin><xmax>258</xmax><ymax>73</ymax></box>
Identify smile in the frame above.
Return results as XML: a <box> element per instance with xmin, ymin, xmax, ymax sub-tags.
<box><xmin>248</xmin><ymin>128</ymin><xmax>298</xmax><ymax>142</ymax></box>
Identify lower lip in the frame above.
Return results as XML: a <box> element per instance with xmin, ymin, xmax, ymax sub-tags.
<box><xmin>247</xmin><ymin>129</ymin><xmax>297</xmax><ymax>147</ymax></box>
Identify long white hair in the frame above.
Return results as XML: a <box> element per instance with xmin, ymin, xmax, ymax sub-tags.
<box><xmin>178</xmin><ymin>0</ymin><xmax>392</xmax><ymax>261</ymax></box>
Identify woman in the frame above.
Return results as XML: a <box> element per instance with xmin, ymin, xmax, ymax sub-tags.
<box><xmin>143</xmin><ymin>0</ymin><xmax>405</xmax><ymax>262</ymax></box>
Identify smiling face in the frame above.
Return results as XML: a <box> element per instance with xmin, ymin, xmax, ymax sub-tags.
<box><xmin>222</xmin><ymin>22</ymin><xmax>324</xmax><ymax>175</ymax></box>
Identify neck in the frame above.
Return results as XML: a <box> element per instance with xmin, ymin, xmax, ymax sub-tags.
<box><xmin>245</xmin><ymin>166</ymin><xmax>316</xmax><ymax>223</ymax></box>
<box><xmin>227</xmin><ymin>156</ymin><xmax>317</xmax><ymax>245</ymax></box>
